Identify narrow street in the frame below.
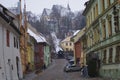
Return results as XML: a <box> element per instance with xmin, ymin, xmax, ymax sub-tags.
<box><xmin>30</xmin><ymin>59</ymin><xmax>102</xmax><ymax>80</ymax></box>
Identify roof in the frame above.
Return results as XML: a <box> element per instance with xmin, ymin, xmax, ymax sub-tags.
<box><xmin>61</xmin><ymin>36</ymin><xmax>72</xmax><ymax>42</ymax></box>
<box><xmin>71</xmin><ymin>28</ymin><xmax>85</xmax><ymax>43</ymax></box>
<box><xmin>45</xmin><ymin>9</ymin><xmax>51</xmax><ymax>15</ymax></box>
<box><xmin>42</xmin><ymin>8</ymin><xmax>51</xmax><ymax>16</ymax></box>
<box><xmin>0</xmin><ymin>4</ymin><xmax>21</xmax><ymax>34</ymax></box>
<box><xmin>73</xmin><ymin>30</ymin><xmax>80</xmax><ymax>36</ymax></box>
<box><xmin>27</xmin><ymin>24</ymin><xmax>47</xmax><ymax>43</ymax></box>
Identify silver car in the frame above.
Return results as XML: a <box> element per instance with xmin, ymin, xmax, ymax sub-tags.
<box><xmin>64</xmin><ymin>64</ymin><xmax>81</xmax><ymax>72</ymax></box>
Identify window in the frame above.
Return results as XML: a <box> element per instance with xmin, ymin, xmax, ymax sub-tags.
<box><xmin>66</xmin><ymin>48</ymin><xmax>68</xmax><ymax>51</ymax></box>
<box><xmin>101</xmin><ymin>0</ymin><xmax>105</xmax><ymax>12</ymax></box>
<box><xmin>66</xmin><ymin>43</ymin><xmax>68</xmax><ymax>46</ymax></box>
<box><xmin>107</xmin><ymin>0</ymin><xmax>111</xmax><ymax>7</ymax></box>
<box><xmin>14</xmin><ymin>37</ymin><xmax>19</xmax><ymax>49</ymax></box>
<box><xmin>103</xmin><ymin>50</ymin><xmax>107</xmax><ymax>64</ymax></box>
<box><xmin>14</xmin><ymin>37</ymin><xmax>16</xmax><ymax>48</ymax></box>
<box><xmin>114</xmin><ymin>15</ymin><xmax>119</xmax><ymax>33</ymax></box>
<box><xmin>70</xmin><ymin>43</ymin><xmax>72</xmax><ymax>46</ymax></box>
<box><xmin>96</xmin><ymin>4</ymin><xmax>98</xmax><ymax>17</ymax></box>
<box><xmin>109</xmin><ymin>48</ymin><xmax>113</xmax><ymax>63</ymax></box>
<box><xmin>16</xmin><ymin>39</ymin><xmax>18</xmax><ymax>49</ymax></box>
<box><xmin>115</xmin><ymin>46</ymin><xmax>120</xmax><ymax>62</ymax></box>
<box><xmin>102</xmin><ymin>22</ymin><xmax>106</xmax><ymax>39</ymax></box>
<box><xmin>6</xmin><ymin>30</ymin><xmax>10</xmax><ymax>47</ymax></box>
<box><xmin>96</xmin><ymin>27</ymin><xmax>100</xmax><ymax>42</ymax></box>
<box><xmin>108</xmin><ymin>18</ymin><xmax>112</xmax><ymax>36</ymax></box>
<box><xmin>93</xmin><ymin>7</ymin><xmax>95</xmax><ymax>20</ymax></box>
<box><xmin>70</xmin><ymin>49</ymin><xmax>72</xmax><ymax>51</ymax></box>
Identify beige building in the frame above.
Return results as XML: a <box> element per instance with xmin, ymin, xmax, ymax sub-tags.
<box><xmin>60</xmin><ymin>36</ymin><xmax>74</xmax><ymax>53</ymax></box>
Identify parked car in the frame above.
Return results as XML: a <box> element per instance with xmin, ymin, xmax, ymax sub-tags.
<box><xmin>65</xmin><ymin>55</ymin><xmax>73</xmax><ymax>61</ymax></box>
<box><xmin>68</xmin><ymin>59</ymin><xmax>74</xmax><ymax>64</ymax></box>
<box><xmin>64</xmin><ymin>63</ymin><xmax>81</xmax><ymax>72</ymax></box>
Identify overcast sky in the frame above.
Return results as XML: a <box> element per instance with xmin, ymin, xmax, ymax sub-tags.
<box><xmin>0</xmin><ymin>0</ymin><xmax>88</xmax><ymax>15</ymax></box>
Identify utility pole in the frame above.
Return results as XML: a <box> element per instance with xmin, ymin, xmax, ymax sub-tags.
<box><xmin>18</xmin><ymin>0</ymin><xmax>22</xmax><ymax>28</ymax></box>
<box><xmin>23</xmin><ymin>0</ymin><xmax>28</xmax><ymax>74</ymax></box>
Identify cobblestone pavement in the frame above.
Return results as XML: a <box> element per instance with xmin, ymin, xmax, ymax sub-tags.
<box><xmin>30</xmin><ymin>59</ymin><xmax>104</xmax><ymax>80</ymax></box>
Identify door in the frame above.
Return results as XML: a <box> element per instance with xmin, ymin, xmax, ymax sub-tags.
<box><xmin>16</xmin><ymin>57</ymin><xmax>20</xmax><ymax>79</ymax></box>
<box><xmin>8</xmin><ymin>59</ymin><xmax>13</xmax><ymax>80</ymax></box>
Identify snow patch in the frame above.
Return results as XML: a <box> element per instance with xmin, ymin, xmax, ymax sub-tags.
<box><xmin>73</xmin><ymin>30</ymin><xmax>80</xmax><ymax>36</ymax></box>
<box><xmin>27</xmin><ymin>28</ymin><xmax>46</xmax><ymax>43</ymax></box>
<box><xmin>51</xmin><ymin>32</ymin><xmax>63</xmax><ymax>53</ymax></box>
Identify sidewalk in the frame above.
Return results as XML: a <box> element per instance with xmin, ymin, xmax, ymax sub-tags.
<box><xmin>22</xmin><ymin>71</ymin><xmax>39</xmax><ymax>80</ymax></box>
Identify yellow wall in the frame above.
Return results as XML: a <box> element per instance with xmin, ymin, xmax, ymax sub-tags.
<box><xmin>61</xmin><ymin>36</ymin><xmax>74</xmax><ymax>52</ymax></box>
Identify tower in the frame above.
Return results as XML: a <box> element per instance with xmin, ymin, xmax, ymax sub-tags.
<box><xmin>67</xmin><ymin>0</ymin><xmax>71</xmax><ymax>11</ymax></box>
<box><xmin>24</xmin><ymin>0</ymin><xmax>27</xmax><ymax>30</ymax></box>
<box><xmin>67</xmin><ymin>3</ymin><xmax>71</xmax><ymax>11</ymax></box>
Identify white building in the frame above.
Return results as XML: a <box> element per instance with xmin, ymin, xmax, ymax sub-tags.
<box><xmin>0</xmin><ymin>4</ymin><xmax>23</xmax><ymax>80</ymax></box>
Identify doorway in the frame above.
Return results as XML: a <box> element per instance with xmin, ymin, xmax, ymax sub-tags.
<box><xmin>16</xmin><ymin>57</ymin><xmax>20</xmax><ymax>79</ymax></box>
<box><xmin>8</xmin><ymin>59</ymin><xmax>13</xmax><ymax>80</ymax></box>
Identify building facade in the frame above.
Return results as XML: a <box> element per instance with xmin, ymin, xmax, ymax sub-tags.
<box><xmin>0</xmin><ymin>4</ymin><xmax>23</xmax><ymax>80</ymax></box>
<box><xmin>44</xmin><ymin>44</ymin><xmax>51</xmax><ymax>67</ymax></box>
<box><xmin>71</xmin><ymin>28</ymin><xmax>85</xmax><ymax>66</ymax></box>
<box><xmin>27</xmin><ymin>23</ymin><xmax>36</xmax><ymax>72</ymax></box>
<box><xmin>83</xmin><ymin>0</ymin><xmax>120</xmax><ymax>78</ymax></box>
<box><xmin>19</xmin><ymin>0</ymin><xmax>28</xmax><ymax>75</ymax></box>
<box><xmin>60</xmin><ymin>36</ymin><xmax>74</xmax><ymax>55</ymax></box>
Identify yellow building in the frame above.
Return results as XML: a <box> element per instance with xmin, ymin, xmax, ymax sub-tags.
<box><xmin>60</xmin><ymin>36</ymin><xmax>74</xmax><ymax>55</ymax></box>
<box><xmin>27</xmin><ymin>23</ymin><xmax>36</xmax><ymax>71</ymax></box>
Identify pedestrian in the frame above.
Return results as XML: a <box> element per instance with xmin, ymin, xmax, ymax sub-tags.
<box><xmin>26</xmin><ymin>62</ymin><xmax>30</xmax><ymax>73</ymax></box>
<box><xmin>42</xmin><ymin>63</ymin><xmax>46</xmax><ymax>70</ymax></box>
<box><xmin>81</xmin><ymin>65</ymin><xmax>89</xmax><ymax>78</ymax></box>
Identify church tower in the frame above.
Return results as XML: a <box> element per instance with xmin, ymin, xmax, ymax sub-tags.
<box><xmin>67</xmin><ymin>3</ymin><xmax>71</xmax><ymax>11</ymax></box>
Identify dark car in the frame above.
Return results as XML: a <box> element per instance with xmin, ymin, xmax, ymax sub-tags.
<box><xmin>64</xmin><ymin>64</ymin><xmax>81</xmax><ymax>72</ymax></box>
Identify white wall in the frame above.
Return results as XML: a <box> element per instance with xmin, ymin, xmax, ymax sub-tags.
<box><xmin>0</xmin><ymin>23</ymin><xmax>6</xmax><ymax>80</ymax></box>
<box><xmin>0</xmin><ymin>17</ymin><xmax>23</xmax><ymax>80</ymax></box>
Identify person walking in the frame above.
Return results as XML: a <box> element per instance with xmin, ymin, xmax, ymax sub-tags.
<box><xmin>42</xmin><ymin>63</ymin><xmax>46</xmax><ymax>71</ymax></box>
<box><xmin>81</xmin><ymin>65</ymin><xmax>89</xmax><ymax>78</ymax></box>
